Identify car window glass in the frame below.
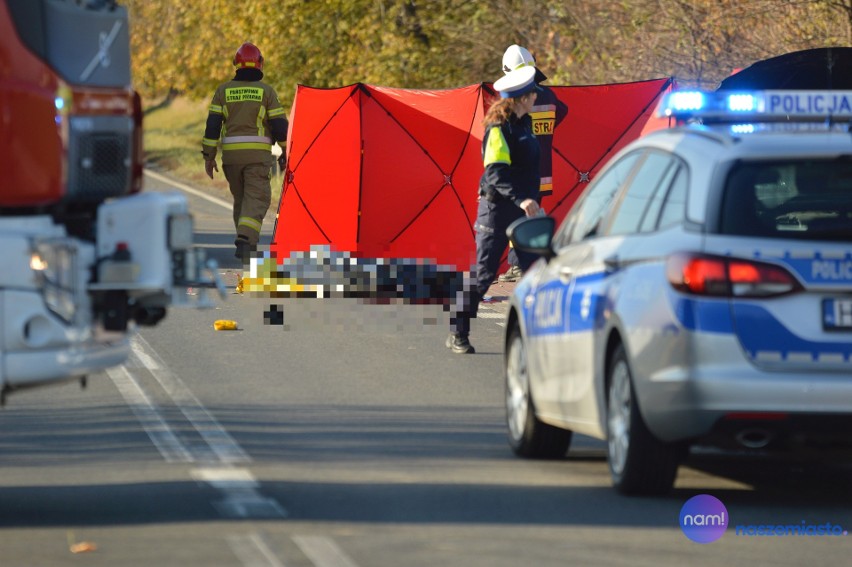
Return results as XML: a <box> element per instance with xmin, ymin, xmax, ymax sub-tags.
<box><xmin>720</xmin><ymin>160</ymin><xmax>852</xmax><ymax>240</ymax></box>
<box><xmin>552</xmin><ymin>209</ymin><xmax>578</xmax><ymax>249</ymax></box>
<box><xmin>657</xmin><ymin>168</ymin><xmax>687</xmax><ymax>228</ymax></box>
<box><xmin>552</xmin><ymin>191</ymin><xmax>590</xmax><ymax>250</ymax></box>
<box><xmin>639</xmin><ymin>164</ymin><xmax>680</xmax><ymax>232</ymax></box>
<box><xmin>607</xmin><ymin>152</ymin><xmax>674</xmax><ymax>236</ymax></box>
<box><xmin>565</xmin><ymin>152</ymin><xmax>642</xmax><ymax>244</ymax></box>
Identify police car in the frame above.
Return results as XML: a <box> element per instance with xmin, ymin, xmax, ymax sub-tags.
<box><xmin>504</xmin><ymin>89</ymin><xmax>852</xmax><ymax>495</ymax></box>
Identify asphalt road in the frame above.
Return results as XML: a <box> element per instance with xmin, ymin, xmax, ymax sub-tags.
<box><xmin>0</xmin><ymin>171</ymin><xmax>850</xmax><ymax>566</ymax></box>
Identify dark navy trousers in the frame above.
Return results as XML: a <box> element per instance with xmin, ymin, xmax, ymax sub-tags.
<box><xmin>451</xmin><ymin>198</ymin><xmax>536</xmax><ymax>335</ymax></box>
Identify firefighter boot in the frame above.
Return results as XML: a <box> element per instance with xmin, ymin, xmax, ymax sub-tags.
<box><xmin>234</xmin><ymin>237</ymin><xmax>256</xmax><ymax>261</ymax></box>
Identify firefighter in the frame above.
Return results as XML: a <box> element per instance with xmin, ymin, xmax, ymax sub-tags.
<box><xmin>202</xmin><ymin>42</ymin><xmax>289</xmax><ymax>260</ymax></box>
<box><xmin>497</xmin><ymin>44</ymin><xmax>568</xmax><ymax>282</ymax></box>
<box><xmin>447</xmin><ymin>66</ymin><xmax>542</xmax><ymax>354</ymax></box>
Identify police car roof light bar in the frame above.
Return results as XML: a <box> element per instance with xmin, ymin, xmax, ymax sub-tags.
<box><xmin>658</xmin><ymin>90</ymin><xmax>852</xmax><ymax>125</ymax></box>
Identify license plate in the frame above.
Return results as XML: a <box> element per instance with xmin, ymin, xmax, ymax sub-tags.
<box><xmin>823</xmin><ymin>298</ymin><xmax>852</xmax><ymax>330</ymax></box>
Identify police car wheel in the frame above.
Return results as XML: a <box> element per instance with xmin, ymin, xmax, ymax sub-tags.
<box><xmin>606</xmin><ymin>344</ymin><xmax>679</xmax><ymax>495</ymax></box>
<box><xmin>505</xmin><ymin>326</ymin><xmax>572</xmax><ymax>459</ymax></box>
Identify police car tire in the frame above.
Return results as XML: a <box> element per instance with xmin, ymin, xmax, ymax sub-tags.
<box><xmin>505</xmin><ymin>327</ymin><xmax>573</xmax><ymax>459</ymax></box>
<box><xmin>606</xmin><ymin>344</ymin><xmax>679</xmax><ymax>496</ymax></box>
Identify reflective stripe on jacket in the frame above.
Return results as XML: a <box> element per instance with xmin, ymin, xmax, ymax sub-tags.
<box><xmin>202</xmin><ymin>79</ymin><xmax>286</xmax><ymax>165</ymax></box>
<box><xmin>529</xmin><ymin>86</ymin><xmax>567</xmax><ymax>197</ymax></box>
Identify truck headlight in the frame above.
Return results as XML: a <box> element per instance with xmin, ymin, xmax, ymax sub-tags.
<box><xmin>31</xmin><ymin>241</ymin><xmax>78</xmax><ymax>323</ymax></box>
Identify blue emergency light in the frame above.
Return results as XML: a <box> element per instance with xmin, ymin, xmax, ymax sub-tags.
<box><xmin>659</xmin><ymin>90</ymin><xmax>852</xmax><ymax>123</ymax></box>
<box><xmin>729</xmin><ymin>123</ymin><xmax>755</xmax><ymax>134</ymax></box>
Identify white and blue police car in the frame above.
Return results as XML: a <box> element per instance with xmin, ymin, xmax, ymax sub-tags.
<box><xmin>505</xmin><ymin>89</ymin><xmax>852</xmax><ymax>495</ymax></box>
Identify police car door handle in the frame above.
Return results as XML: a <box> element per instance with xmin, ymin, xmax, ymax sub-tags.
<box><xmin>559</xmin><ymin>267</ymin><xmax>573</xmax><ymax>282</ymax></box>
<box><xmin>604</xmin><ymin>255</ymin><xmax>620</xmax><ymax>272</ymax></box>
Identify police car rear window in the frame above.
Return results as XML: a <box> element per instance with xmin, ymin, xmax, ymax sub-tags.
<box><xmin>720</xmin><ymin>160</ymin><xmax>852</xmax><ymax>240</ymax></box>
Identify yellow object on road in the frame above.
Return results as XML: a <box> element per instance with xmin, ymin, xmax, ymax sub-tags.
<box><xmin>69</xmin><ymin>541</ymin><xmax>98</xmax><ymax>554</ymax></box>
<box><xmin>67</xmin><ymin>531</ymin><xmax>97</xmax><ymax>554</ymax></box>
<box><xmin>213</xmin><ymin>320</ymin><xmax>239</xmax><ymax>331</ymax></box>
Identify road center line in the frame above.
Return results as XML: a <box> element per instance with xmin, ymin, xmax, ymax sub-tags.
<box><xmin>130</xmin><ymin>334</ymin><xmax>250</xmax><ymax>464</ymax></box>
<box><xmin>192</xmin><ymin>467</ymin><xmax>286</xmax><ymax>519</ymax></box>
<box><xmin>227</xmin><ymin>533</ymin><xmax>287</xmax><ymax>567</ymax></box>
<box><xmin>105</xmin><ymin>365</ymin><xmax>193</xmax><ymax>463</ymax></box>
<box><xmin>113</xmin><ymin>334</ymin><xmax>286</xmax><ymax>519</ymax></box>
<box><xmin>292</xmin><ymin>536</ymin><xmax>361</xmax><ymax>567</ymax></box>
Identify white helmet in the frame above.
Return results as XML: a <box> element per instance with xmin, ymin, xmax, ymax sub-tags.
<box><xmin>502</xmin><ymin>44</ymin><xmax>536</xmax><ymax>74</ymax></box>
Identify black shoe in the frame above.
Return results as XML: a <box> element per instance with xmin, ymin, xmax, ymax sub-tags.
<box><xmin>234</xmin><ymin>238</ymin><xmax>255</xmax><ymax>261</ymax></box>
<box><xmin>446</xmin><ymin>333</ymin><xmax>475</xmax><ymax>354</ymax></box>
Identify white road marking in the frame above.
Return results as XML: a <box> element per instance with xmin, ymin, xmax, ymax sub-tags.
<box><xmin>144</xmin><ymin>169</ymin><xmax>232</xmax><ymax>210</ymax></box>
<box><xmin>293</xmin><ymin>536</ymin><xmax>361</xmax><ymax>567</ymax></box>
<box><xmin>132</xmin><ymin>173</ymin><xmax>383</xmax><ymax>565</ymax></box>
<box><xmin>130</xmin><ymin>334</ymin><xmax>250</xmax><ymax>464</ymax></box>
<box><xmin>227</xmin><ymin>533</ymin><xmax>287</xmax><ymax>567</ymax></box>
<box><xmin>477</xmin><ymin>310</ymin><xmax>503</xmax><ymax>319</ymax></box>
<box><xmin>192</xmin><ymin>467</ymin><xmax>258</xmax><ymax>487</ymax></box>
<box><xmin>113</xmin><ymin>333</ymin><xmax>286</xmax><ymax>518</ymax></box>
<box><xmin>191</xmin><ymin>467</ymin><xmax>286</xmax><ymax>518</ymax></box>
<box><xmin>105</xmin><ymin>365</ymin><xmax>193</xmax><ymax>463</ymax></box>
<box><xmin>478</xmin><ymin>307</ymin><xmax>506</xmax><ymax>327</ymax></box>
<box><xmin>213</xmin><ymin>490</ymin><xmax>288</xmax><ymax>519</ymax></box>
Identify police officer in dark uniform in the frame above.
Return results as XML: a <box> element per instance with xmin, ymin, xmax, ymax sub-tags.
<box><xmin>499</xmin><ymin>44</ymin><xmax>568</xmax><ymax>282</ymax></box>
<box><xmin>447</xmin><ymin>66</ymin><xmax>542</xmax><ymax>354</ymax></box>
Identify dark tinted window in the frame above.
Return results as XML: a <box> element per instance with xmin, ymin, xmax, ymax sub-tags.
<box><xmin>7</xmin><ymin>1</ymin><xmax>47</xmax><ymax>59</ymax></box>
<box><xmin>607</xmin><ymin>152</ymin><xmax>675</xmax><ymax>235</ymax></box>
<box><xmin>720</xmin><ymin>160</ymin><xmax>852</xmax><ymax>240</ymax></box>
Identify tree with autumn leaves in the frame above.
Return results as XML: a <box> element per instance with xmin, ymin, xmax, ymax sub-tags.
<box><xmin>124</xmin><ymin>0</ymin><xmax>852</xmax><ymax>110</ymax></box>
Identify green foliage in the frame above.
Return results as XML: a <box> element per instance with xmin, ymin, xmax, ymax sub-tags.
<box><xmin>143</xmin><ymin>97</ymin><xmax>230</xmax><ymax>199</ymax></box>
<box><xmin>143</xmin><ymin>97</ymin><xmax>284</xmax><ymax>201</ymax></box>
<box><xmin>125</xmin><ymin>0</ymin><xmax>851</xmax><ymax>106</ymax></box>
<box><xmin>126</xmin><ymin>0</ymin><xmax>850</xmax><ymax>195</ymax></box>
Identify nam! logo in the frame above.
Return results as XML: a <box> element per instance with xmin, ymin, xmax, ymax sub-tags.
<box><xmin>680</xmin><ymin>494</ymin><xmax>728</xmax><ymax>543</ymax></box>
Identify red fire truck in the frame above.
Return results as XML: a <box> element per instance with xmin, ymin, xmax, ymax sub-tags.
<box><xmin>0</xmin><ymin>0</ymin><xmax>220</xmax><ymax>403</ymax></box>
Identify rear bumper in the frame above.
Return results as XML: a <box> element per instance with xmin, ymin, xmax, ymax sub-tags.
<box><xmin>703</xmin><ymin>413</ymin><xmax>852</xmax><ymax>453</ymax></box>
<box><xmin>635</xmin><ymin>334</ymin><xmax>852</xmax><ymax>443</ymax></box>
<box><xmin>642</xmin><ymin>369</ymin><xmax>852</xmax><ymax>445</ymax></box>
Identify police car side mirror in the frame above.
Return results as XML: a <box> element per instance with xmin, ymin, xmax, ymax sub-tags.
<box><xmin>507</xmin><ymin>216</ymin><xmax>556</xmax><ymax>261</ymax></box>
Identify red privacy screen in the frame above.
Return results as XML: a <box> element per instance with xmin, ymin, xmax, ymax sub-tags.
<box><xmin>272</xmin><ymin>78</ymin><xmax>674</xmax><ymax>270</ymax></box>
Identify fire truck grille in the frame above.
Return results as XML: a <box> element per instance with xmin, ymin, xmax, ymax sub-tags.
<box><xmin>67</xmin><ymin>116</ymin><xmax>133</xmax><ymax>204</ymax></box>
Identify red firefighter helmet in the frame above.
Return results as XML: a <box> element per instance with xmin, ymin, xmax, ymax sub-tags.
<box><xmin>233</xmin><ymin>42</ymin><xmax>264</xmax><ymax>70</ymax></box>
